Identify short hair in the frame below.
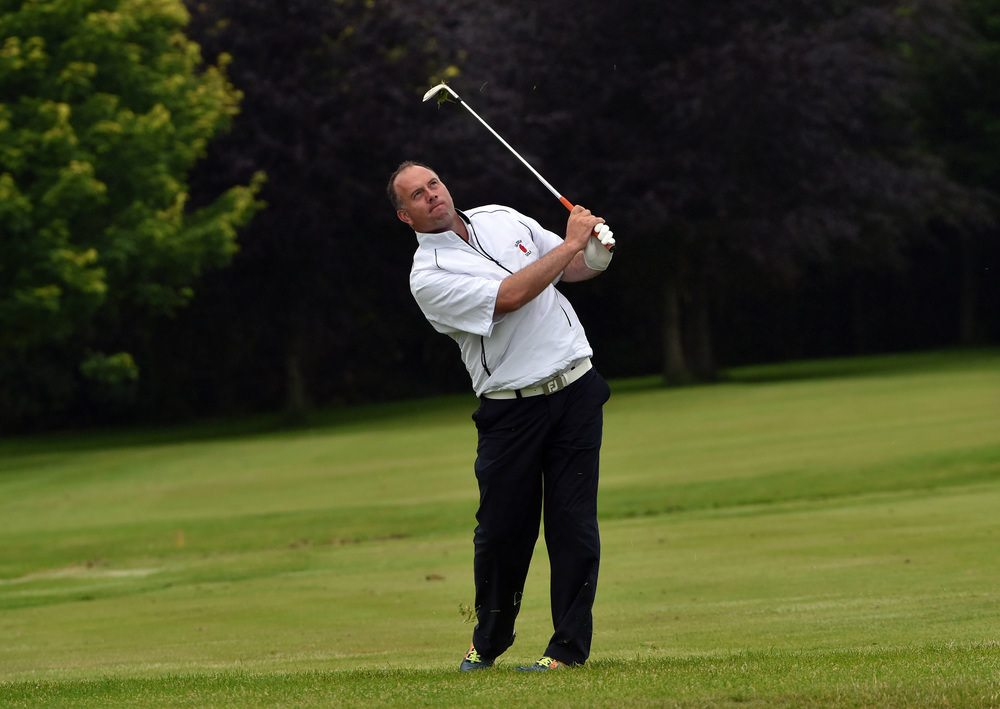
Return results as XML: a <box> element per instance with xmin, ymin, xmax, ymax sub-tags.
<box><xmin>386</xmin><ymin>160</ymin><xmax>433</xmax><ymax>210</ymax></box>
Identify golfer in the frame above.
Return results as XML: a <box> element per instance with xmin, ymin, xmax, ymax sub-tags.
<box><xmin>387</xmin><ymin>161</ymin><xmax>616</xmax><ymax>672</ymax></box>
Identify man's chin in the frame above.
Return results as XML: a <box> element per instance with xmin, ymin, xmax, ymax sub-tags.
<box><xmin>428</xmin><ymin>211</ymin><xmax>455</xmax><ymax>232</ymax></box>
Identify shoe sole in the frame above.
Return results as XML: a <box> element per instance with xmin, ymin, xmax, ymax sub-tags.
<box><xmin>460</xmin><ymin>662</ymin><xmax>493</xmax><ymax>671</ymax></box>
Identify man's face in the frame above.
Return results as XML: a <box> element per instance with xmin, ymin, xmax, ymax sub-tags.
<box><xmin>393</xmin><ymin>165</ymin><xmax>458</xmax><ymax>234</ymax></box>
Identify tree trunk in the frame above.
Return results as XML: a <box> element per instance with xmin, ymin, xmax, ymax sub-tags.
<box><xmin>959</xmin><ymin>231</ymin><xmax>979</xmax><ymax>346</ymax></box>
<box><xmin>690</xmin><ymin>275</ymin><xmax>716</xmax><ymax>380</ymax></box>
<box><xmin>662</xmin><ymin>275</ymin><xmax>692</xmax><ymax>384</ymax></box>
<box><xmin>284</xmin><ymin>350</ymin><xmax>309</xmax><ymax>423</ymax></box>
<box><xmin>850</xmin><ymin>276</ymin><xmax>875</xmax><ymax>354</ymax></box>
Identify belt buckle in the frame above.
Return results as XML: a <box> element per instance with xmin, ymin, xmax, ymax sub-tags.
<box><xmin>544</xmin><ymin>374</ymin><xmax>566</xmax><ymax>395</ymax></box>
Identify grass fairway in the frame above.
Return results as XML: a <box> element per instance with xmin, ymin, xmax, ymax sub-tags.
<box><xmin>1</xmin><ymin>349</ymin><xmax>998</xmax><ymax>707</ymax></box>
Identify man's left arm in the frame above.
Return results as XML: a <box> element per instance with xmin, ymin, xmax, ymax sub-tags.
<box><xmin>562</xmin><ymin>224</ymin><xmax>615</xmax><ymax>282</ymax></box>
<box><xmin>562</xmin><ymin>252</ymin><xmax>600</xmax><ymax>282</ymax></box>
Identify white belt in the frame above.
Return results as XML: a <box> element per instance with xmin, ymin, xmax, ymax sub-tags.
<box><xmin>483</xmin><ymin>358</ymin><xmax>592</xmax><ymax>400</ymax></box>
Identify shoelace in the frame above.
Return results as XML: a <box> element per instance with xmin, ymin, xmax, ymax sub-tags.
<box><xmin>465</xmin><ymin>648</ymin><xmax>484</xmax><ymax>664</ymax></box>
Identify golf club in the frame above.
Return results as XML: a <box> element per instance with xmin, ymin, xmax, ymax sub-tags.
<box><xmin>422</xmin><ymin>82</ymin><xmax>614</xmax><ymax>251</ymax></box>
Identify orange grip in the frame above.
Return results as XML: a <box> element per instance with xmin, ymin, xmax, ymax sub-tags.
<box><xmin>560</xmin><ymin>195</ymin><xmax>614</xmax><ymax>251</ymax></box>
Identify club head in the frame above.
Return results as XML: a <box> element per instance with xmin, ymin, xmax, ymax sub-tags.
<box><xmin>422</xmin><ymin>82</ymin><xmax>460</xmax><ymax>103</ymax></box>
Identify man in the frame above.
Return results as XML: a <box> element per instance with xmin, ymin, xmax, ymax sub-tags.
<box><xmin>387</xmin><ymin>161</ymin><xmax>615</xmax><ymax>672</ymax></box>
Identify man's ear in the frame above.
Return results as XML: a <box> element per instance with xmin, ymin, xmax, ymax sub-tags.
<box><xmin>397</xmin><ymin>209</ymin><xmax>413</xmax><ymax>226</ymax></box>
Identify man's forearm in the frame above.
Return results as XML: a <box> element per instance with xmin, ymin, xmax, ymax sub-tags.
<box><xmin>494</xmin><ymin>242</ymin><xmax>580</xmax><ymax>314</ymax></box>
<box><xmin>562</xmin><ymin>252</ymin><xmax>601</xmax><ymax>283</ymax></box>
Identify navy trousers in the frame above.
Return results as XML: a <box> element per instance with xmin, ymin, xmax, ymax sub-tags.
<box><xmin>469</xmin><ymin>368</ymin><xmax>611</xmax><ymax>665</ymax></box>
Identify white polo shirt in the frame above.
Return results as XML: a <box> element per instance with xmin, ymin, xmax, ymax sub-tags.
<box><xmin>409</xmin><ymin>205</ymin><xmax>593</xmax><ymax>397</ymax></box>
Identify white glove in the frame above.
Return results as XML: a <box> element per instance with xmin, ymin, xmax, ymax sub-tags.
<box><xmin>583</xmin><ymin>223</ymin><xmax>615</xmax><ymax>271</ymax></box>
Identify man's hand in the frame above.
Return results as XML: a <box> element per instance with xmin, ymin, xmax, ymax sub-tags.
<box><xmin>583</xmin><ymin>223</ymin><xmax>615</xmax><ymax>271</ymax></box>
<box><xmin>566</xmin><ymin>205</ymin><xmax>604</xmax><ymax>251</ymax></box>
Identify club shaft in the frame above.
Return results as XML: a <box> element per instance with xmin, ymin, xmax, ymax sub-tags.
<box><xmin>435</xmin><ymin>85</ymin><xmax>614</xmax><ymax>252</ymax></box>
<box><xmin>455</xmin><ymin>98</ymin><xmax>568</xmax><ymax>208</ymax></box>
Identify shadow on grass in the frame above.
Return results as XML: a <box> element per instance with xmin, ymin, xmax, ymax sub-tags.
<box><xmin>2</xmin><ymin>348</ymin><xmax>995</xmax><ymax>456</ymax></box>
<box><xmin>720</xmin><ymin>347</ymin><xmax>999</xmax><ymax>384</ymax></box>
<box><xmin>0</xmin><ymin>392</ymin><xmax>478</xmax><ymax>457</ymax></box>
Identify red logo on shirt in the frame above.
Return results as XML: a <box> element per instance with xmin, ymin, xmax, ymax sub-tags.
<box><xmin>515</xmin><ymin>240</ymin><xmax>532</xmax><ymax>256</ymax></box>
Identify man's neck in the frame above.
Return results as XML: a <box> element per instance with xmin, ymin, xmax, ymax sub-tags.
<box><xmin>453</xmin><ymin>209</ymin><xmax>470</xmax><ymax>242</ymax></box>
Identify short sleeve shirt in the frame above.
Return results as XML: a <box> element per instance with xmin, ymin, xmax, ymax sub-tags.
<box><xmin>409</xmin><ymin>205</ymin><xmax>593</xmax><ymax>396</ymax></box>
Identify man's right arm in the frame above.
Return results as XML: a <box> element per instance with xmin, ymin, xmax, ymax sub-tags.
<box><xmin>494</xmin><ymin>206</ymin><xmax>602</xmax><ymax>315</ymax></box>
<box><xmin>494</xmin><ymin>241</ymin><xmax>579</xmax><ymax>314</ymax></box>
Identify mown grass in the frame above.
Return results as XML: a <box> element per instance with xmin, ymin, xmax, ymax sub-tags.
<box><xmin>0</xmin><ymin>348</ymin><xmax>998</xmax><ymax>707</ymax></box>
<box><xmin>3</xmin><ymin>646</ymin><xmax>998</xmax><ymax>708</ymax></box>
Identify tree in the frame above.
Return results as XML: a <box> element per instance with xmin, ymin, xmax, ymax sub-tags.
<box><xmin>134</xmin><ymin>0</ymin><xmax>458</xmax><ymax>420</ymax></box>
<box><xmin>513</xmin><ymin>0</ymin><xmax>990</xmax><ymax>380</ymax></box>
<box><xmin>168</xmin><ymin>0</ymin><xmax>992</xmax><ymax>418</ymax></box>
<box><xmin>0</xmin><ymin>0</ymin><xmax>262</xmax><ymax>428</ymax></box>
<box><xmin>909</xmin><ymin>0</ymin><xmax>1000</xmax><ymax>345</ymax></box>
<box><xmin>15</xmin><ymin>0</ymin><xmax>990</xmax><ymax>428</ymax></box>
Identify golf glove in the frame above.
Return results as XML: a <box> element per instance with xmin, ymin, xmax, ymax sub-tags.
<box><xmin>584</xmin><ymin>223</ymin><xmax>615</xmax><ymax>271</ymax></box>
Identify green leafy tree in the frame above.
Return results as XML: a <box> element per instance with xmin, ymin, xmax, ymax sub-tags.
<box><xmin>0</xmin><ymin>0</ymin><xmax>262</xmax><ymax>427</ymax></box>
<box><xmin>141</xmin><ymin>0</ymin><xmax>455</xmax><ymax>420</ymax></box>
